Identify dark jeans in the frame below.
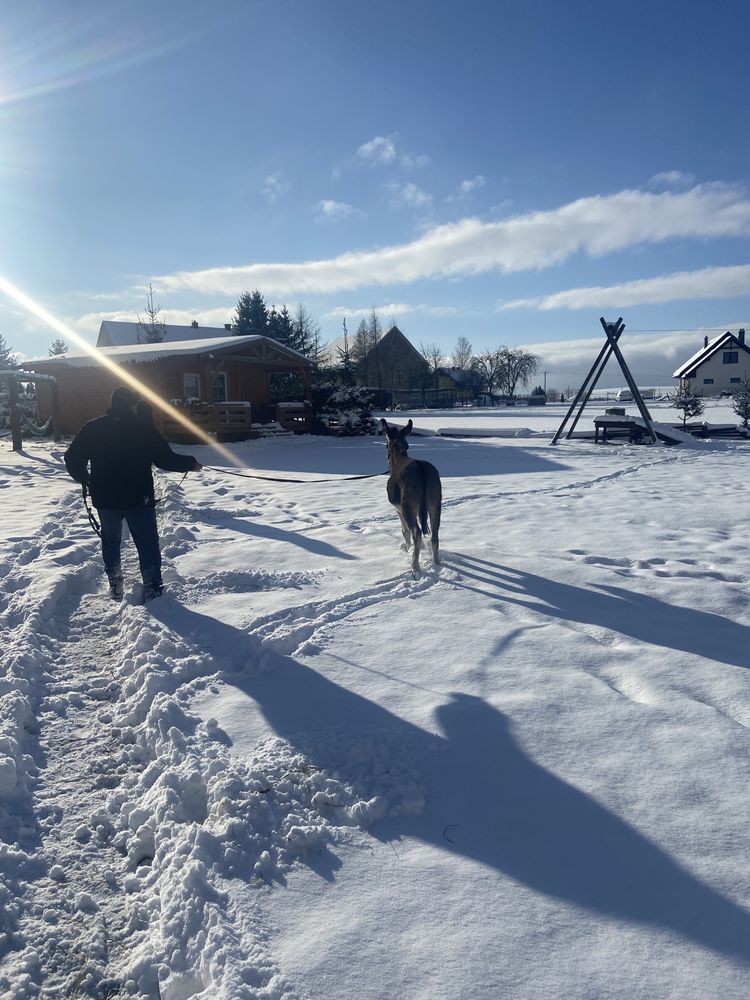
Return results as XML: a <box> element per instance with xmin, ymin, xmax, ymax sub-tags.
<box><xmin>98</xmin><ymin>506</ymin><xmax>162</xmax><ymax>588</ymax></box>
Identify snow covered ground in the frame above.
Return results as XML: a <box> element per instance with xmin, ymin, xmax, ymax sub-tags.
<box><xmin>2</xmin><ymin>403</ymin><xmax>750</xmax><ymax>998</ymax></box>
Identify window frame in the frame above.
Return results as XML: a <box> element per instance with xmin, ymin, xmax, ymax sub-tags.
<box><xmin>723</xmin><ymin>351</ymin><xmax>739</xmax><ymax>365</ymax></box>
<box><xmin>182</xmin><ymin>373</ymin><xmax>201</xmax><ymax>401</ymax></box>
<box><xmin>213</xmin><ymin>372</ymin><xmax>228</xmax><ymax>403</ymax></box>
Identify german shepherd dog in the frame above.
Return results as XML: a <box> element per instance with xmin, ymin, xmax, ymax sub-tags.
<box><xmin>381</xmin><ymin>418</ymin><xmax>442</xmax><ymax>577</ymax></box>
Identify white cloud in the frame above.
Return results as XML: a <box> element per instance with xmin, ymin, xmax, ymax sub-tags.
<box><xmin>262</xmin><ymin>172</ymin><xmax>289</xmax><ymax>203</ymax></box>
<box><xmin>357</xmin><ymin>135</ymin><xmax>397</xmax><ymax>165</ymax></box>
<box><xmin>324</xmin><ymin>302</ymin><xmax>457</xmax><ymax>321</ymax></box>
<box><xmin>458</xmin><ymin>174</ymin><xmax>486</xmax><ymax>196</ymax></box>
<box><xmin>401</xmin><ymin>152</ymin><xmax>431</xmax><ymax>169</ymax></box>
<box><xmin>355</xmin><ymin>135</ymin><xmax>429</xmax><ymax>169</ymax></box>
<box><xmin>499</xmin><ymin>263</ymin><xmax>750</xmax><ymax>311</ymax></box>
<box><xmin>152</xmin><ymin>183</ymin><xmax>750</xmax><ymax>299</ymax></box>
<box><xmin>386</xmin><ymin>181</ymin><xmax>432</xmax><ymax>208</ymax></box>
<box><xmin>314</xmin><ymin>199</ymin><xmax>357</xmax><ymax>221</ymax></box>
<box><xmin>648</xmin><ymin>170</ymin><xmax>696</xmax><ymax>189</ymax></box>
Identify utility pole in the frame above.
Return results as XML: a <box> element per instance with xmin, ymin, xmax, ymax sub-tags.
<box><xmin>543</xmin><ymin>371</ymin><xmax>549</xmax><ymax>393</ymax></box>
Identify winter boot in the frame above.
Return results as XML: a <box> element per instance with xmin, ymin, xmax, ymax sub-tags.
<box><xmin>142</xmin><ymin>581</ymin><xmax>164</xmax><ymax>603</ymax></box>
<box><xmin>107</xmin><ymin>567</ymin><xmax>124</xmax><ymax>601</ymax></box>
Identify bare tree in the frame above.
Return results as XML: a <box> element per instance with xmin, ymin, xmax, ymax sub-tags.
<box><xmin>137</xmin><ymin>284</ymin><xmax>167</xmax><ymax>343</ymax></box>
<box><xmin>497</xmin><ymin>346</ymin><xmax>541</xmax><ymax>397</ymax></box>
<box><xmin>471</xmin><ymin>349</ymin><xmax>505</xmax><ymax>399</ymax></box>
<box><xmin>420</xmin><ymin>341</ymin><xmax>447</xmax><ymax>394</ymax></box>
<box><xmin>451</xmin><ymin>335</ymin><xmax>473</xmax><ymax>370</ymax></box>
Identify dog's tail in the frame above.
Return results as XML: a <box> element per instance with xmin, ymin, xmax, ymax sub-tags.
<box><xmin>418</xmin><ymin>463</ymin><xmax>430</xmax><ymax>536</ymax></box>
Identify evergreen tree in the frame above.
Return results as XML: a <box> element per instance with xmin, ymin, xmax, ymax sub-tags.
<box><xmin>49</xmin><ymin>338</ymin><xmax>69</xmax><ymax>356</ymax></box>
<box><xmin>136</xmin><ymin>284</ymin><xmax>167</xmax><ymax>343</ymax></box>
<box><xmin>671</xmin><ymin>382</ymin><xmax>705</xmax><ymax>427</ymax></box>
<box><xmin>0</xmin><ymin>333</ymin><xmax>14</xmax><ymax>369</ymax></box>
<box><xmin>268</xmin><ymin>305</ymin><xmax>295</xmax><ymax>348</ymax></box>
<box><xmin>291</xmin><ymin>304</ymin><xmax>320</xmax><ymax>357</ymax></box>
<box><xmin>233</xmin><ymin>289</ymin><xmax>268</xmax><ymax>336</ymax></box>
<box><xmin>316</xmin><ymin>385</ymin><xmax>377</xmax><ymax>436</ymax></box>
<box><xmin>732</xmin><ymin>378</ymin><xmax>750</xmax><ymax>429</ymax></box>
<box><xmin>337</xmin><ymin>319</ymin><xmax>357</xmax><ymax>387</ymax></box>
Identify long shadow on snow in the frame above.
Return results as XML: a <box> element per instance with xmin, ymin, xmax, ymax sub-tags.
<box><xmin>448</xmin><ymin>554</ymin><xmax>750</xmax><ymax>669</ymax></box>
<box><xmin>184</xmin><ymin>508</ymin><xmax>356</xmax><ymax>561</ymax></box>
<box><xmin>151</xmin><ymin>599</ymin><xmax>750</xmax><ymax>965</ymax></box>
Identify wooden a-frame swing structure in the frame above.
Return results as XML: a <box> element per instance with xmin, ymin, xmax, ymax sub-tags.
<box><xmin>551</xmin><ymin>317</ymin><xmax>657</xmax><ymax>445</ymax></box>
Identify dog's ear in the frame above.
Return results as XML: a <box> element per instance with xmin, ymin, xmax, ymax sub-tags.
<box><xmin>380</xmin><ymin>418</ymin><xmax>390</xmax><ymax>436</ymax></box>
<box><xmin>401</xmin><ymin>419</ymin><xmax>413</xmax><ymax>437</ymax></box>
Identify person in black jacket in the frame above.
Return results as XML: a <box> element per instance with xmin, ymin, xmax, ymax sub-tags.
<box><xmin>64</xmin><ymin>386</ymin><xmax>202</xmax><ymax>601</ymax></box>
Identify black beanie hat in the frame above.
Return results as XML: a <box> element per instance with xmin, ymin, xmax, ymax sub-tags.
<box><xmin>110</xmin><ymin>386</ymin><xmax>140</xmax><ymax>413</ymax></box>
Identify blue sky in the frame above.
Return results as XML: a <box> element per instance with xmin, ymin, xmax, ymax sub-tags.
<box><xmin>1</xmin><ymin>0</ymin><xmax>749</xmax><ymax>388</ymax></box>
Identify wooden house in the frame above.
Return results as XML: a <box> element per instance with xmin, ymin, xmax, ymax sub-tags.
<box><xmin>356</xmin><ymin>325</ymin><xmax>429</xmax><ymax>393</ymax></box>
<box><xmin>435</xmin><ymin>367</ymin><xmax>481</xmax><ymax>405</ymax></box>
<box><xmin>21</xmin><ymin>333</ymin><xmax>312</xmax><ymax>441</ymax></box>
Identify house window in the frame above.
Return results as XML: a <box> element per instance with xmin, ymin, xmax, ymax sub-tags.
<box><xmin>703</xmin><ymin>378</ymin><xmax>714</xmax><ymax>385</ymax></box>
<box><xmin>731</xmin><ymin>377</ymin><xmax>741</xmax><ymax>384</ymax></box>
<box><xmin>723</xmin><ymin>351</ymin><xmax>739</xmax><ymax>364</ymax></box>
<box><xmin>183</xmin><ymin>373</ymin><xmax>201</xmax><ymax>400</ymax></box>
<box><xmin>213</xmin><ymin>372</ymin><xmax>228</xmax><ymax>402</ymax></box>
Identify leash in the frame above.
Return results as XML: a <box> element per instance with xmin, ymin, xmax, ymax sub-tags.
<box><xmin>202</xmin><ymin>466</ymin><xmax>388</xmax><ymax>485</ymax></box>
<box><xmin>82</xmin><ymin>485</ymin><xmax>102</xmax><ymax>537</ymax></box>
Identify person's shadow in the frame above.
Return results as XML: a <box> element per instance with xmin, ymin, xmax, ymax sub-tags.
<box><xmin>151</xmin><ymin>598</ymin><xmax>750</xmax><ymax>966</ymax></box>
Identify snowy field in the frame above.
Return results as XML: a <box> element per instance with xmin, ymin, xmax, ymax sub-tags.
<box><xmin>2</xmin><ymin>403</ymin><xmax>750</xmax><ymax>999</ymax></box>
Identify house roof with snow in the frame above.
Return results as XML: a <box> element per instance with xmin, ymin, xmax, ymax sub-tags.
<box><xmin>673</xmin><ymin>330</ymin><xmax>749</xmax><ymax>378</ymax></box>
<box><xmin>21</xmin><ymin>335</ymin><xmax>312</xmax><ymax>369</ymax></box>
<box><xmin>437</xmin><ymin>366</ymin><xmax>477</xmax><ymax>386</ymax></box>
<box><xmin>97</xmin><ymin>319</ymin><xmax>235</xmax><ymax>348</ymax></box>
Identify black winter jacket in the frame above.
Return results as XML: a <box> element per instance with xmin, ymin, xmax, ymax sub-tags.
<box><xmin>64</xmin><ymin>410</ymin><xmax>198</xmax><ymax>509</ymax></box>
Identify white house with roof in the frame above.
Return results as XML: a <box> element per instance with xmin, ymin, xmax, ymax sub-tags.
<box><xmin>673</xmin><ymin>329</ymin><xmax>749</xmax><ymax>395</ymax></box>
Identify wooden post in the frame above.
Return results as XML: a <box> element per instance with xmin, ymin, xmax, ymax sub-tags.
<box><xmin>50</xmin><ymin>379</ymin><xmax>62</xmax><ymax>441</ymax></box>
<box><xmin>8</xmin><ymin>376</ymin><xmax>22</xmax><ymax>452</ymax></box>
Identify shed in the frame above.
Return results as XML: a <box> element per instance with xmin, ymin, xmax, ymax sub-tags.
<box><xmin>20</xmin><ymin>334</ymin><xmax>312</xmax><ymax>440</ymax></box>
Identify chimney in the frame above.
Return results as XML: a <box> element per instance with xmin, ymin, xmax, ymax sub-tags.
<box><xmin>704</xmin><ymin>336</ymin><xmax>708</xmax><ymax>348</ymax></box>
<box><xmin>224</xmin><ymin>323</ymin><xmax>232</xmax><ymax>330</ymax></box>
<box><xmin>739</xmin><ymin>329</ymin><xmax>746</xmax><ymax>345</ymax></box>
<box><xmin>191</xmin><ymin>320</ymin><xmax>199</xmax><ymax>328</ymax></box>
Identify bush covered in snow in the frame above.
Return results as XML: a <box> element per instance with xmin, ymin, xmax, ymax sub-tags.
<box><xmin>314</xmin><ymin>384</ymin><xmax>377</xmax><ymax>436</ymax></box>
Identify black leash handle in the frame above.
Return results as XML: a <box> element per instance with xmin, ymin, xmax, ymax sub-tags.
<box><xmin>202</xmin><ymin>466</ymin><xmax>388</xmax><ymax>485</ymax></box>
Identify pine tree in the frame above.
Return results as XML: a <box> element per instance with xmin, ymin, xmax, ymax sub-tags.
<box><xmin>233</xmin><ymin>290</ymin><xmax>268</xmax><ymax>336</ymax></box>
<box><xmin>49</xmin><ymin>338</ymin><xmax>69</xmax><ymax>356</ymax></box>
<box><xmin>337</xmin><ymin>319</ymin><xmax>357</xmax><ymax>387</ymax></box>
<box><xmin>315</xmin><ymin>384</ymin><xmax>377</xmax><ymax>436</ymax></box>
<box><xmin>671</xmin><ymin>382</ymin><xmax>705</xmax><ymax>427</ymax></box>
<box><xmin>267</xmin><ymin>305</ymin><xmax>294</xmax><ymax>348</ymax></box>
<box><xmin>292</xmin><ymin>304</ymin><xmax>320</xmax><ymax>357</ymax></box>
<box><xmin>0</xmin><ymin>333</ymin><xmax>14</xmax><ymax>369</ymax></box>
<box><xmin>136</xmin><ymin>284</ymin><xmax>167</xmax><ymax>343</ymax></box>
<box><xmin>732</xmin><ymin>378</ymin><xmax>750</xmax><ymax>429</ymax></box>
